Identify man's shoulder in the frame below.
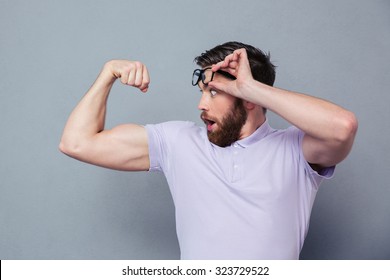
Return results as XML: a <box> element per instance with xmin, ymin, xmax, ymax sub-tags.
<box><xmin>146</xmin><ymin>120</ymin><xmax>199</xmax><ymax>131</ymax></box>
<box><xmin>145</xmin><ymin>120</ymin><xmax>205</xmax><ymax>139</ymax></box>
<box><xmin>266</xmin><ymin>125</ymin><xmax>302</xmax><ymax>140</ymax></box>
<box><xmin>240</xmin><ymin>121</ymin><xmax>302</xmax><ymax>147</ymax></box>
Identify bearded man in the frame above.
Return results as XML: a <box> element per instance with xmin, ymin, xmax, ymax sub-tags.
<box><xmin>60</xmin><ymin>41</ymin><xmax>357</xmax><ymax>259</ymax></box>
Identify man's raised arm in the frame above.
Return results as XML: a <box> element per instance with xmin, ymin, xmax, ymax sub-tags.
<box><xmin>59</xmin><ymin>60</ymin><xmax>150</xmax><ymax>171</ymax></box>
<box><xmin>210</xmin><ymin>49</ymin><xmax>358</xmax><ymax>169</ymax></box>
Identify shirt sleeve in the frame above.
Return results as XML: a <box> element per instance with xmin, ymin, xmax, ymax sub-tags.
<box><xmin>145</xmin><ymin>121</ymin><xmax>194</xmax><ymax>173</ymax></box>
<box><xmin>145</xmin><ymin>123</ymin><xmax>165</xmax><ymax>172</ymax></box>
<box><xmin>292</xmin><ymin>126</ymin><xmax>335</xmax><ymax>188</ymax></box>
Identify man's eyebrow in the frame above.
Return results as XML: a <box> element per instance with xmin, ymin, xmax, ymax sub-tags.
<box><xmin>198</xmin><ymin>83</ymin><xmax>208</xmax><ymax>91</ymax></box>
<box><xmin>216</xmin><ymin>70</ymin><xmax>236</xmax><ymax>80</ymax></box>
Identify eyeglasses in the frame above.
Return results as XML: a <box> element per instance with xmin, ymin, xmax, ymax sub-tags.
<box><xmin>192</xmin><ymin>67</ymin><xmax>236</xmax><ymax>86</ymax></box>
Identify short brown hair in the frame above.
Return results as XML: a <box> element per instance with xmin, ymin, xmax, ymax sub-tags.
<box><xmin>194</xmin><ymin>41</ymin><xmax>276</xmax><ymax>86</ymax></box>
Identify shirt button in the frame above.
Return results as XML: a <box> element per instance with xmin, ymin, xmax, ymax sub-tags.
<box><xmin>233</xmin><ymin>143</ymin><xmax>238</xmax><ymax>148</ymax></box>
<box><xmin>234</xmin><ymin>165</ymin><xmax>239</xmax><ymax>169</ymax></box>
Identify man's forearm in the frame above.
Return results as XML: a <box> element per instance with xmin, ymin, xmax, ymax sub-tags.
<box><xmin>210</xmin><ymin>47</ymin><xmax>357</xmax><ymax>144</ymax></box>
<box><xmin>243</xmin><ymin>80</ymin><xmax>357</xmax><ymax>143</ymax></box>
<box><xmin>60</xmin><ymin>64</ymin><xmax>115</xmax><ymax>153</ymax></box>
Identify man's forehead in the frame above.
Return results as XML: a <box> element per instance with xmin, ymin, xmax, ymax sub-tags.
<box><xmin>198</xmin><ymin>80</ymin><xmax>207</xmax><ymax>91</ymax></box>
<box><xmin>198</xmin><ymin>70</ymin><xmax>224</xmax><ymax>90</ymax></box>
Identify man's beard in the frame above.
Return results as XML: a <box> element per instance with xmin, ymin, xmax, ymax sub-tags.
<box><xmin>201</xmin><ymin>99</ymin><xmax>248</xmax><ymax>147</ymax></box>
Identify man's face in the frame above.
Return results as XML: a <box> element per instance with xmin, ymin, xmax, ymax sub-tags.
<box><xmin>197</xmin><ymin>71</ymin><xmax>247</xmax><ymax>147</ymax></box>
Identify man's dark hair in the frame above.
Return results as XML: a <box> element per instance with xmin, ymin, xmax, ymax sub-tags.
<box><xmin>194</xmin><ymin>41</ymin><xmax>276</xmax><ymax>86</ymax></box>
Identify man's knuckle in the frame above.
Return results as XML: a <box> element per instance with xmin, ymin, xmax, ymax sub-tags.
<box><xmin>134</xmin><ymin>61</ymin><xmax>142</xmax><ymax>68</ymax></box>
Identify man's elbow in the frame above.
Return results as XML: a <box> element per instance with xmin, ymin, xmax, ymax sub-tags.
<box><xmin>58</xmin><ymin>140</ymin><xmax>69</xmax><ymax>155</ymax></box>
<box><xmin>336</xmin><ymin>111</ymin><xmax>358</xmax><ymax>144</ymax></box>
<box><xmin>59</xmin><ymin>138</ymin><xmax>84</xmax><ymax>158</ymax></box>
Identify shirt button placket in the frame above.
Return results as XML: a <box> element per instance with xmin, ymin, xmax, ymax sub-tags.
<box><xmin>232</xmin><ymin>143</ymin><xmax>240</xmax><ymax>182</ymax></box>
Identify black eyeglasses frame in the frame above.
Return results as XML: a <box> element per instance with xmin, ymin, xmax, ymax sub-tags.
<box><xmin>192</xmin><ymin>67</ymin><xmax>236</xmax><ymax>86</ymax></box>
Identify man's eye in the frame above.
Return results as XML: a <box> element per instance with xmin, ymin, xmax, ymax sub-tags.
<box><xmin>210</xmin><ymin>90</ymin><xmax>217</xmax><ymax>97</ymax></box>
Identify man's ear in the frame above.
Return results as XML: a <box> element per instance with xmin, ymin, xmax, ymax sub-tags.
<box><xmin>244</xmin><ymin>101</ymin><xmax>256</xmax><ymax>110</ymax></box>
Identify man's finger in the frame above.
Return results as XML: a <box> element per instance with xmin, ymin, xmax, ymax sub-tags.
<box><xmin>139</xmin><ymin>65</ymin><xmax>150</xmax><ymax>92</ymax></box>
<box><xmin>134</xmin><ymin>64</ymin><xmax>143</xmax><ymax>87</ymax></box>
<box><xmin>120</xmin><ymin>70</ymin><xmax>129</xmax><ymax>85</ymax></box>
<box><xmin>127</xmin><ymin>67</ymin><xmax>136</xmax><ymax>85</ymax></box>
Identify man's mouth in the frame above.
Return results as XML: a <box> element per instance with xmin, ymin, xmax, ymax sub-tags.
<box><xmin>201</xmin><ymin>113</ymin><xmax>217</xmax><ymax>132</ymax></box>
<box><xmin>205</xmin><ymin>120</ymin><xmax>216</xmax><ymax>132</ymax></box>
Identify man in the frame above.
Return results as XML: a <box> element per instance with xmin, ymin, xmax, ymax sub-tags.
<box><xmin>60</xmin><ymin>41</ymin><xmax>357</xmax><ymax>259</ymax></box>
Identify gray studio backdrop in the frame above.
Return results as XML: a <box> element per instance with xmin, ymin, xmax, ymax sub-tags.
<box><xmin>1</xmin><ymin>0</ymin><xmax>389</xmax><ymax>259</ymax></box>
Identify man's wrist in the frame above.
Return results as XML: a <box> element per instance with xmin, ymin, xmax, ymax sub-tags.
<box><xmin>240</xmin><ymin>78</ymin><xmax>263</xmax><ymax>100</ymax></box>
<box><xmin>99</xmin><ymin>61</ymin><xmax>118</xmax><ymax>84</ymax></box>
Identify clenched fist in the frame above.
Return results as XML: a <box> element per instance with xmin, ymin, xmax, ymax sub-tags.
<box><xmin>105</xmin><ymin>60</ymin><xmax>150</xmax><ymax>93</ymax></box>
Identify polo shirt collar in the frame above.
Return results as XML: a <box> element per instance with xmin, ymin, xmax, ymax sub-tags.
<box><xmin>235</xmin><ymin>119</ymin><xmax>273</xmax><ymax>148</ymax></box>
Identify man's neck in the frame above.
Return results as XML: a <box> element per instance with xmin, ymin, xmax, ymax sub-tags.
<box><xmin>239</xmin><ymin>110</ymin><xmax>266</xmax><ymax>140</ymax></box>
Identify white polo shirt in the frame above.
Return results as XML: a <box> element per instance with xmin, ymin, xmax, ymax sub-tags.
<box><xmin>146</xmin><ymin>120</ymin><xmax>334</xmax><ymax>259</ymax></box>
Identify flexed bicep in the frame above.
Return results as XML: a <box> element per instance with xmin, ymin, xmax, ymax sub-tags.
<box><xmin>63</xmin><ymin>124</ymin><xmax>150</xmax><ymax>171</ymax></box>
<box><xmin>60</xmin><ymin>59</ymin><xmax>152</xmax><ymax>171</ymax></box>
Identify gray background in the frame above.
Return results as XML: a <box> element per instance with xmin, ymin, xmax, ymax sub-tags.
<box><xmin>1</xmin><ymin>0</ymin><xmax>389</xmax><ymax>260</ymax></box>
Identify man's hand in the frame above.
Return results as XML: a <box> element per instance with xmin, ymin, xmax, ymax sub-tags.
<box><xmin>208</xmin><ymin>48</ymin><xmax>254</xmax><ymax>99</ymax></box>
<box><xmin>105</xmin><ymin>60</ymin><xmax>150</xmax><ymax>93</ymax></box>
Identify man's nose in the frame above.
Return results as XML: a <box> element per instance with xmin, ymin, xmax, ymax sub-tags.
<box><xmin>197</xmin><ymin>92</ymin><xmax>210</xmax><ymax>111</ymax></box>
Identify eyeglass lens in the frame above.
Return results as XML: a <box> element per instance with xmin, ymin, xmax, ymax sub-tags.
<box><xmin>192</xmin><ymin>68</ymin><xmax>214</xmax><ymax>86</ymax></box>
